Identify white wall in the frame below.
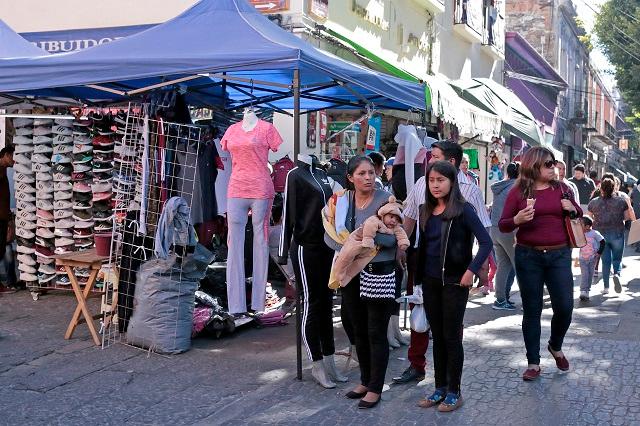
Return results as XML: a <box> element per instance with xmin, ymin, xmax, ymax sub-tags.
<box><xmin>1</xmin><ymin>0</ymin><xmax>197</xmax><ymax>32</ymax></box>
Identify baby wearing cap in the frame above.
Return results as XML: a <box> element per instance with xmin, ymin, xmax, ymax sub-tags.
<box><xmin>331</xmin><ymin>196</ymin><xmax>410</xmax><ymax>288</ymax></box>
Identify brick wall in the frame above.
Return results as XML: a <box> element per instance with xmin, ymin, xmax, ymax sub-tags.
<box><xmin>505</xmin><ymin>0</ymin><xmax>557</xmax><ymax>67</ymax></box>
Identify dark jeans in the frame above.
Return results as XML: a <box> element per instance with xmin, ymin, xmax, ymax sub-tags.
<box><xmin>600</xmin><ymin>229</ymin><xmax>625</xmax><ymax>289</ymax></box>
<box><xmin>342</xmin><ymin>274</ymin><xmax>395</xmax><ymax>394</ymax></box>
<box><xmin>515</xmin><ymin>245</ymin><xmax>573</xmax><ymax>365</ymax></box>
<box><xmin>423</xmin><ymin>276</ymin><xmax>469</xmax><ymax>394</ymax></box>
<box><xmin>3</xmin><ymin>243</ymin><xmax>16</xmax><ymax>287</ymax></box>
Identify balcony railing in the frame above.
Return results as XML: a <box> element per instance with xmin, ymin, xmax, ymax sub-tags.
<box><xmin>482</xmin><ymin>4</ymin><xmax>504</xmax><ymax>54</ymax></box>
<box><xmin>454</xmin><ymin>0</ymin><xmax>484</xmax><ymax>39</ymax></box>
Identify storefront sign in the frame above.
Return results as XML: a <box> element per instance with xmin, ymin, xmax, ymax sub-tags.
<box><xmin>249</xmin><ymin>0</ymin><xmax>290</xmax><ymax>13</ymax></box>
<box><xmin>20</xmin><ymin>25</ymin><xmax>154</xmax><ymax>53</ymax></box>
<box><xmin>308</xmin><ymin>111</ymin><xmax>318</xmax><ymax>148</ymax></box>
<box><xmin>328</xmin><ymin>121</ymin><xmax>361</xmax><ymax>132</ymax></box>
<box><xmin>310</xmin><ymin>0</ymin><xmax>329</xmax><ymax>21</ymax></box>
<box><xmin>351</xmin><ymin>0</ymin><xmax>389</xmax><ymax>31</ymax></box>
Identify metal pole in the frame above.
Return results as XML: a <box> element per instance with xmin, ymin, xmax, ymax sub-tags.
<box><xmin>293</xmin><ymin>68</ymin><xmax>302</xmax><ymax>381</ymax></box>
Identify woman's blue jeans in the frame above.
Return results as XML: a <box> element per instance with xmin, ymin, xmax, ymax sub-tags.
<box><xmin>599</xmin><ymin>229</ymin><xmax>625</xmax><ymax>289</ymax></box>
<box><xmin>515</xmin><ymin>245</ymin><xmax>574</xmax><ymax>365</ymax></box>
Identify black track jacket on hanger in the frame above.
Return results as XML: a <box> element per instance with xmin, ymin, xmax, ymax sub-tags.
<box><xmin>278</xmin><ymin>160</ymin><xmax>333</xmax><ymax>262</ymax></box>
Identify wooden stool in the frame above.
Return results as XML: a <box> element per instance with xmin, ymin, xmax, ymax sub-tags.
<box><xmin>53</xmin><ymin>249</ymin><xmax>109</xmax><ymax>346</ymax></box>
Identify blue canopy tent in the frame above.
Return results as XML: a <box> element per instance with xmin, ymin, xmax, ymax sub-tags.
<box><xmin>0</xmin><ymin>0</ymin><xmax>428</xmax><ymax>115</ymax></box>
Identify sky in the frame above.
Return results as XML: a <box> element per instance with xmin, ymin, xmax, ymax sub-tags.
<box><xmin>572</xmin><ymin>0</ymin><xmax>618</xmax><ymax>93</ymax></box>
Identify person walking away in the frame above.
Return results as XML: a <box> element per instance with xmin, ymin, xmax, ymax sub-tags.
<box><xmin>578</xmin><ymin>216</ymin><xmax>605</xmax><ymax>301</ymax></box>
<box><xmin>490</xmin><ymin>162</ymin><xmax>519</xmax><ymax>310</ymax></box>
<box><xmin>589</xmin><ymin>170</ymin><xmax>600</xmax><ymax>187</ymax></box>
<box><xmin>588</xmin><ymin>178</ymin><xmax>629</xmax><ymax>294</ymax></box>
<box><xmin>324</xmin><ymin>156</ymin><xmax>399</xmax><ymax>409</ymax></box>
<box><xmin>415</xmin><ymin>161</ymin><xmax>492</xmax><ymax>412</ymax></box>
<box><xmin>556</xmin><ymin>160</ymin><xmax>579</xmax><ymax>202</ymax></box>
<box><xmin>569</xmin><ymin>164</ymin><xmax>596</xmax><ymax>211</ymax></box>
<box><xmin>0</xmin><ymin>146</ymin><xmax>15</xmax><ymax>295</ymax></box>
<box><xmin>392</xmin><ymin>140</ymin><xmax>491</xmax><ymax>385</ymax></box>
<box><xmin>499</xmin><ymin>147</ymin><xmax>582</xmax><ymax>381</ymax></box>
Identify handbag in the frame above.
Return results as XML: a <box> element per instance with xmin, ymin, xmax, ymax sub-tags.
<box><xmin>560</xmin><ymin>184</ymin><xmax>586</xmax><ymax>248</ymax></box>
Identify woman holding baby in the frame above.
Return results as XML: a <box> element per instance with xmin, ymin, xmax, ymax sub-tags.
<box><xmin>324</xmin><ymin>155</ymin><xmax>406</xmax><ymax>409</ymax></box>
<box><xmin>499</xmin><ymin>147</ymin><xmax>582</xmax><ymax>382</ymax></box>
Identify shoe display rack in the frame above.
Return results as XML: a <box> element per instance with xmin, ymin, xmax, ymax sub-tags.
<box><xmin>101</xmin><ymin>103</ymin><xmax>203</xmax><ymax>349</ymax></box>
<box><xmin>11</xmin><ymin>112</ymin><xmax>117</xmax><ymax>295</ymax></box>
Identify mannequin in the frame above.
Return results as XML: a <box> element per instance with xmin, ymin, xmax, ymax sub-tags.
<box><xmin>391</xmin><ymin>124</ymin><xmax>427</xmax><ymax>201</ymax></box>
<box><xmin>279</xmin><ymin>154</ymin><xmax>347</xmax><ymax>388</ymax></box>
<box><xmin>222</xmin><ymin>116</ymin><xmax>283</xmax><ymax>314</ymax></box>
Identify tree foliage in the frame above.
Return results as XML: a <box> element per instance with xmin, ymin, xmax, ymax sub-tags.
<box><xmin>594</xmin><ymin>0</ymin><xmax>640</xmax><ymax>136</ymax></box>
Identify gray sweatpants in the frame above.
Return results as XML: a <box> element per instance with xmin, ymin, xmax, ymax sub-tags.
<box><xmin>226</xmin><ymin>198</ymin><xmax>271</xmax><ymax>314</ymax></box>
<box><xmin>579</xmin><ymin>257</ymin><xmax>597</xmax><ymax>292</ymax></box>
<box><xmin>490</xmin><ymin>227</ymin><xmax>516</xmax><ymax>302</ymax></box>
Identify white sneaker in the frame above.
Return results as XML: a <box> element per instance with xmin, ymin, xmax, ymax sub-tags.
<box><xmin>53</xmin><ymin>144</ymin><xmax>73</xmax><ymax>155</ymax></box>
<box><xmin>91</xmin><ymin>182</ymin><xmax>111</xmax><ymax>193</ymax></box>
<box><xmin>16</xmin><ymin>201</ymin><xmax>36</xmax><ymax>213</ymax></box>
<box><xmin>54</xmin><ymin>200</ymin><xmax>73</xmax><ymax>210</ymax></box>
<box><xmin>602</xmin><ymin>288</ymin><xmax>609</xmax><ymax>295</ymax></box>
<box><xmin>15</xmin><ymin>218</ymin><xmax>37</xmax><ymax>230</ymax></box>
<box><xmin>53</xmin><ymin>135</ymin><xmax>73</xmax><ymax>145</ymax></box>
<box><xmin>54</xmin><ymin>118</ymin><xmax>74</xmax><ymax>128</ymax></box>
<box><xmin>15</xmin><ymin>182</ymin><xmax>36</xmax><ymax>194</ymax></box>
<box><xmin>32</xmin><ymin>153</ymin><xmax>51</xmax><ymax>164</ymax></box>
<box><xmin>36</xmin><ymin>228</ymin><xmax>55</xmax><ymax>239</ymax></box>
<box><xmin>36</xmin><ymin>181</ymin><xmax>54</xmax><ymax>193</ymax></box>
<box><xmin>13</xmin><ymin>172</ymin><xmax>35</xmax><ymax>184</ymax></box>
<box><xmin>38</xmin><ymin>264</ymin><xmax>56</xmax><ymax>275</ymax></box>
<box><xmin>16</xmin><ymin>209</ymin><xmax>37</xmax><ymax>221</ymax></box>
<box><xmin>55</xmin><ymin>218</ymin><xmax>75</xmax><ymax>228</ymax></box>
<box><xmin>16</xmin><ymin>227</ymin><xmax>35</xmax><ymax>239</ymax></box>
<box><xmin>16</xmin><ymin>192</ymin><xmax>36</xmax><ymax>202</ymax></box>
<box><xmin>19</xmin><ymin>272</ymin><xmax>38</xmax><ymax>282</ymax></box>
<box><xmin>13</xmin><ymin>135</ymin><xmax>33</xmax><ymax>145</ymax></box>
<box><xmin>31</xmin><ymin>162</ymin><xmax>51</xmax><ymax>173</ymax></box>
<box><xmin>37</xmin><ymin>218</ymin><xmax>55</xmax><ymax>228</ymax></box>
<box><xmin>54</xmin><ymin>191</ymin><xmax>72</xmax><ymax>201</ymax></box>
<box><xmin>17</xmin><ymin>254</ymin><xmax>36</xmax><ymax>266</ymax></box>
<box><xmin>74</xmin><ymin>220</ymin><xmax>95</xmax><ymax>229</ymax></box>
<box><xmin>52</xmin><ymin>154</ymin><xmax>72</xmax><ymax>164</ymax></box>
<box><xmin>34</xmin><ymin>144</ymin><xmax>54</xmax><ymax>154</ymax></box>
<box><xmin>15</xmin><ymin>127</ymin><xmax>33</xmax><ymax>136</ymax></box>
<box><xmin>13</xmin><ymin>117</ymin><xmax>34</xmax><ymax>128</ymax></box>
<box><xmin>54</xmin><ymin>228</ymin><xmax>73</xmax><ymax>238</ymax></box>
<box><xmin>33</xmin><ymin>118</ymin><xmax>52</xmax><ymax>126</ymax></box>
<box><xmin>33</xmin><ymin>135</ymin><xmax>53</xmax><ymax>144</ymax></box>
<box><xmin>36</xmin><ymin>172</ymin><xmax>53</xmax><ymax>182</ymax></box>
<box><xmin>14</xmin><ymin>154</ymin><xmax>33</xmax><ymax>167</ymax></box>
<box><xmin>53</xmin><ymin>181</ymin><xmax>72</xmax><ymax>191</ymax></box>
<box><xmin>14</xmin><ymin>163</ymin><xmax>34</xmax><ymax>174</ymax></box>
<box><xmin>54</xmin><ymin>209</ymin><xmax>72</xmax><ymax>220</ymax></box>
<box><xmin>52</xmin><ymin>126</ymin><xmax>73</xmax><ymax>136</ymax></box>
<box><xmin>55</xmin><ymin>237</ymin><xmax>75</xmax><ymax>247</ymax></box>
<box><xmin>14</xmin><ymin>144</ymin><xmax>34</xmax><ymax>155</ymax></box>
<box><xmin>36</xmin><ymin>199</ymin><xmax>54</xmax><ymax>210</ymax></box>
<box><xmin>18</xmin><ymin>263</ymin><xmax>37</xmax><ymax>274</ymax></box>
<box><xmin>17</xmin><ymin>245</ymin><xmax>36</xmax><ymax>255</ymax></box>
<box><xmin>73</xmin><ymin>144</ymin><xmax>93</xmax><ymax>154</ymax></box>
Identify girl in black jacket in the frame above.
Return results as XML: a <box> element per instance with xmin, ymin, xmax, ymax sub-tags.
<box><xmin>415</xmin><ymin>161</ymin><xmax>492</xmax><ymax>412</ymax></box>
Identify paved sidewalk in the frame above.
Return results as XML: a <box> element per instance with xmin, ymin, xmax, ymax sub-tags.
<box><xmin>1</xmin><ymin>249</ymin><xmax>640</xmax><ymax>425</ymax></box>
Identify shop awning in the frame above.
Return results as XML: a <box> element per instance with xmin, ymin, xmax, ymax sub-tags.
<box><xmin>0</xmin><ymin>0</ymin><xmax>428</xmax><ymax>112</ymax></box>
<box><xmin>449</xmin><ymin>78</ymin><xmax>544</xmax><ymax>146</ymax></box>
<box><xmin>424</xmin><ymin>75</ymin><xmax>501</xmax><ymax>138</ymax></box>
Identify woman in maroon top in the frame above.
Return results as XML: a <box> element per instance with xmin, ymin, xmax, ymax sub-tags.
<box><xmin>499</xmin><ymin>147</ymin><xmax>582</xmax><ymax>381</ymax></box>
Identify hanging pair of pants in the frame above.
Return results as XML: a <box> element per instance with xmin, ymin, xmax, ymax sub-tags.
<box><xmin>423</xmin><ymin>276</ymin><xmax>469</xmax><ymax>394</ymax></box>
<box><xmin>599</xmin><ymin>229</ymin><xmax>625</xmax><ymax>289</ymax></box>
<box><xmin>226</xmin><ymin>198</ymin><xmax>270</xmax><ymax>314</ymax></box>
<box><xmin>341</xmin><ymin>273</ymin><xmax>395</xmax><ymax>394</ymax></box>
<box><xmin>515</xmin><ymin>245</ymin><xmax>573</xmax><ymax>365</ymax></box>
<box><xmin>490</xmin><ymin>227</ymin><xmax>516</xmax><ymax>303</ymax></box>
<box><xmin>290</xmin><ymin>242</ymin><xmax>335</xmax><ymax>361</ymax></box>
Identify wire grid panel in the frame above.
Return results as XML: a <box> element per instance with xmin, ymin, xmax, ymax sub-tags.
<box><xmin>102</xmin><ymin>103</ymin><xmax>202</xmax><ymax>351</ymax></box>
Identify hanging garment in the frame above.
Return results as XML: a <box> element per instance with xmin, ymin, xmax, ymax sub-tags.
<box><xmin>155</xmin><ymin>196</ymin><xmax>197</xmax><ymax>259</ymax></box>
<box><xmin>198</xmin><ymin>141</ymin><xmax>219</xmax><ymax>222</ymax></box>
<box><xmin>391</xmin><ymin>124</ymin><xmax>427</xmax><ymax>201</ymax></box>
<box><xmin>174</xmin><ymin>140</ymin><xmax>204</xmax><ymax>225</ymax></box>
<box><xmin>214</xmin><ymin>138</ymin><xmax>231</xmax><ymax>215</ymax></box>
<box><xmin>271</xmin><ymin>155</ymin><xmax>295</xmax><ymax>193</ymax></box>
<box><xmin>326</xmin><ymin>158</ymin><xmax>348</xmax><ymax>189</ymax></box>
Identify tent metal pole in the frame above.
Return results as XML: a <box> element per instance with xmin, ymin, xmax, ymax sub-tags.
<box><xmin>293</xmin><ymin>68</ymin><xmax>302</xmax><ymax>382</ymax></box>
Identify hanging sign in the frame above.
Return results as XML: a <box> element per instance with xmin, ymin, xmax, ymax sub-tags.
<box><xmin>307</xmin><ymin>112</ymin><xmax>317</xmax><ymax>149</ymax></box>
<box><xmin>328</xmin><ymin>121</ymin><xmax>361</xmax><ymax>132</ymax></box>
<box><xmin>310</xmin><ymin>0</ymin><xmax>329</xmax><ymax>21</ymax></box>
<box><xmin>319</xmin><ymin>111</ymin><xmax>328</xmax><ymax>142</ymax></box>
<box><xmin>249</xmin><ymin>0</ymin><xmax>290</xmax><ymax>13</ymax></box>
<box><xmin>365</xmin><ymin>116</ymin><xmax>382</xmax><ymax>153</ymax></box>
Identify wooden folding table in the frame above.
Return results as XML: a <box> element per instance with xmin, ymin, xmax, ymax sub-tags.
<box><xmin>53</xmin><ymin>249</ymin><xmax>109</xmax><ymax>346</ymax></box>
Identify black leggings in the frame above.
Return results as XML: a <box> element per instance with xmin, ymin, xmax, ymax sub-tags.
<box><xmin>341</xmin><ymin>274</ymin><xmax>395</xmax><ymax>394</ymax></box>
<box><xmin>424</xmin><ymin>276</ymin><xmax>469</xmax><ymax>394</ymax></box>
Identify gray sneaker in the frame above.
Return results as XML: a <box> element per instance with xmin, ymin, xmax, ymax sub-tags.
<box><xmin>492</xmin><ymin>300</ymin><xmax>516</xmax><ymax>311</ymax></box>
<box><xmin>613</xmin><ymin>275</ymin><xmax>622</xmax><ymax>293</ymax></box>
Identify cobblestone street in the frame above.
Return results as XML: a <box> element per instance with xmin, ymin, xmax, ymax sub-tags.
<box><xmin>2</xmin><ymin>248</ymin><xmax>640</xmax><ymax>425</ymax></box>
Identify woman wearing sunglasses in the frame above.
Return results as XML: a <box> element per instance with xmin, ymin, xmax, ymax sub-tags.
<box><xmin>414</xmin><ymin>161</ymin><xmax>491</xmax><ymax>412</ymax></box>
<box><xmin>499</xmin><ymin>147</ymin><xmax>582</xmax><ymax>381</ymax></box>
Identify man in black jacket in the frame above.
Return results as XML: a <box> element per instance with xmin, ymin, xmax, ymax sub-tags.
<box><xmin>569</xmin><ymin>164</ymin><xmax>596</xmax><ymax>209</ymax></box>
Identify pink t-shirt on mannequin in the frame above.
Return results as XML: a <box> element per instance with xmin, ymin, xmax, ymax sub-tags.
<box><xmin>221</xmin><ymin>120</ymin><xmax>283</xmax><ymax>199</ymax></box>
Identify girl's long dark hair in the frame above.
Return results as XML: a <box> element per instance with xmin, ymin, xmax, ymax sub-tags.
<box><xmin>419</xmin><ymin>161</ymin><xmax>466</xmax><ymax>230</ymax></box>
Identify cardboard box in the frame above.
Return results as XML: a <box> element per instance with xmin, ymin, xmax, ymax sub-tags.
<box><xmin>628</xmin><ymin>220</ymin><xmax>640</xmax><ymax>246</ymax></box>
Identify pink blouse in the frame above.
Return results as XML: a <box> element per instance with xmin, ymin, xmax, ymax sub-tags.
<box><xmin>221</xmin><ymin>120</ymin><xmax>283</xmax><ymax>199</ymax></box>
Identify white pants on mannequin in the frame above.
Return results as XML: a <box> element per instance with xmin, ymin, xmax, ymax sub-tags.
<box><xmin>227</xmin><ymin>197</ymin><xmax>271</xmax><ymax>314</ymax></box>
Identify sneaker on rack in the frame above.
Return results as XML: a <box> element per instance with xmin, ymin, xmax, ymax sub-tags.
<box><xmin>17</xmin><ymin>237</ymin><xmax>35</xmax><ymax>248</ymax></box>
<box><xmin>52</xmin><ymin>135</ymin><xmax>73</xmax><ymax>145</ymax></box>
<box><xmin>16</xmin><ymin>191</ymin><xmax>36</xmax><ymax>203</ymax></box>
<box><xmin>53</xmin><ymin>143</ymin><xmax>73</xmax><ymax>155</ymax></box>
<box><xmin>72</xmin><ymin>210</ymin><xmax>93</xmax><ymax>221</ymax></box>
<box><xmin>16</xmin><ymin>201</ymin><xmax>36</xmax><ymax>213</ymax></box>
<box><xmin>54</xmin><ymin>200</ymin><xmax>73</xmax><ymax>210</ymax></box>
<box><xmin>15</xmin><ymin>182</ymin><xmax>36</xmax><ymax>194</ymax></box>
<box><xmin>73</xmin><ymin>135</ymin><xmax>92</xmax><ymax>145</ymax></box>
<box><xmin>38</xmin><ymin>273</ymin><xmax>56</xmax><ymax>284</ymax></box>
<box><xmin>52</xmin><ymin>154</ymin><xmax>72</xmax><ymax>164</ymax></box>
<box><xmin>14</xmin><ymin>163</ymin><xmax>34</xmax><ymax>175</ymax></box>
<box><xmin>54</xmin><ymin>181</ymin><xmax>73</xmax><ymax>192</ymax></box>
<box><xmin>55</xmin><ymin>237</ymin><xmax>75</xmax><ymax>247</ymax></box>
<box><xmin>92</xmin><ymin>201</ymin><xmax>111</xmax><ymax>212</ymax></box>
<box><xmin>75</xmin><ymin>240</ymin><xmax>94</xmax><ymax>250</ymax></box>
<box><xmin>13</xmin><ymin>117</ymin><xmax>34</xmax><ymax>128</ymax></box>
<box><xmin>52</xmin><ymin>125</ymin><xmax>73</xmax><ymax>136</ymax></box>
<box><xmin>36</xmin><ymin>228</ymin><xmax>55</xmax><ymax>239</ymax></box>
<box><xmin>33</xmin><ymin>118</ymin><xmax>52</xmax><ymax>126</ymax></box>
<box><xmin>36</xmin><ymin>172</ymin><xmax>53</xmax><ymax>182</ymax></box>
<box><xmin>17</xmin><ymin>245</ymin><xmax>36</xmax><ymax>255</ymax></box>
<box><xmin>13</xmin><ymin>135</ymin><xmax>33</xmax><ymax>145</ymax></box>
<box><xmin>73</xmin><ymin>143</ymin><xmax>93</xmax><ymax>154</ymax></box>
<box><xmin>20</xmin><ymin>272</ymin><xmax>38</xmax><ymax>282</ymax></box>
<box><xmin>37</xmin><ymin>256</ymin><xmax>54</xmax><ymax>265</ymax></box>
<box><xmin>74</xmin><ymin>119</ymin><xmax>91</xmax><ymax>128</ymax></box>
<box><xmin>18</xmin><ymin>263</ymin><xmax>37</xmax><ymax>274</ymax></box>
<box><xmin>94</xmin><ymin>152</ymin><xmax>114</xmax><ymax>162</ymax></box>
<box><xmin>16</xmin><ymin>209</ymin><xmax>37</xmax><ymax>222</ymax></box>
<box><xmin>56</xmin><ymin>275</ymin><xmax>72</xmax><ymax>285</ymax></box>
<box><xmin>33</xmin><ymin>135</ymin><xmax>53</xmax><ymax>145</ymax></box>
<box><xmin>94</xmin><ymin>222</ymin><xmax>113</xmax><ymax>233</ymax></box>
<box><xmin>15</xmin><ymin>127</ymin><xmax>33</xmax><ymax>136</ymax></box>
<box><xmin>33</xmin><ymin>127</ymin><xmax>52</xmax><ymax>137</ymax></box>
<box><xmin>53</xmin><ymin>172</ymin><xmax>72</xmax><ymax>182</ymax></box>
<box><xmin>94</xmin><ymin>214</ymin><xmax>114</xmax><ymax>223</ymax></box>
<box><xmin>16</xmin><ymin>228</ymin><xmax>35</xmax><ymax>239</ymax></box>
<box><xmin>93</xmin><ymin>171</ymin><xmax>113</xmax><ymax>182</ymax></box>
<box><xmin>54</xmin><ymin>118</ymin><xmax>74</xmax><ymax>128</ymax></box>
<box><xmin>73</xmin><ymin>181</ymin><xmax>92</xmax><ymax>193</ymax></box>
<box><xmin>55</xmin><ymin>218</ymin><xmax>75</xmax><ymax>229</ymax></box>
<box><xmin>92</xmin><ymin>192</ymin><xmax>112</xmax><ymax>202</ymax></box>
<box><xmin>73</xmin><ymin>154</ymin><xmax>92</xmax><ymax>164</ymax></box>
<box><xmin>35</xmin><ymin>199</ymin><xmax>54</xmax><ymax>210</ymax></box>
<box><xmin>15</xmin><ymin>217</ymin><xmax>37</xmax><ymax>230</ymax></box>
<box><xmin>38</xmin><ymin>264</ymin><xmax>56</xmax><ymax>275</ymax></box>
<box><xmin>17</xmin><ymin>254</ymin><xmax>37</xmax><ymax>266</ymax></box>
<box><xmin>74</xmin><ymin>220</ymin><xmax>95</xmax><ymax>229</ymax></box>
<box><xmin>53</xmin><ymin>163</ymin><xmax>73</xmax><ymax>175</ymax></box>
<box><xmin>35</xmin><ymin>245</ymin><xmax>54</xmax><ymax>258</ymax></box>
<box><xmin>14</xmin><ymin>144</ymin><xmax>34</xmax><ymax>155</ymax></box>
<box><xmin>35</xmin><ymin>237</ymin><xmax>54</xmax><ymax>249</ymax></box>
<box><xmin>54</xmin><ymin>191</ymin><xmax>72</xmax><ymax>201</ymax></box>
<box><xmin>31</xmin><ymin>153</ymin><xmax>50</xmax><ymax>164</ymax></box>
<box><xmin>36</xmin><ymin>217</ymin><xmax>55</xmax><ymax>228</ymax></box>
<box><xmin>36</xmin><ymin>181</ymin><xmax>54</xmax><ymax>193</ymax></box>
<box><xmin>14</xmin><ymin>154</ymin><xmax>33</xmax><ymax>167</ymax></box>
<box><xmin>73</xmin><ymin>164</ymin><xmax>92</xmax><ymax>173</ymax></box>
<box><xmin>73</xmin><ymin>228</ymin><xmax>94</xmax><ymax>239</ymax></box>
<box><xmin>33</xmin><ymin>144</ymin><xmax>54</xmax><ymax>154</ymax></box>
<box><xmin>54</xmin><ymin>228</ymin><xmax>73</xmax><ymax>238</ymax></box>
<box><xmin>31</xmin><ymin>162</ymin><xmax>51</xmax><ymax>173</ymax></box>
<box><xmin>91</xmin><ymin>182</ymin><xmax>111</xmax><ymax>193</ymax></box>
<box><xmin>14</xmin><ymin>172</ymin><xmax>35</xmax><ymax>184</ymax></box>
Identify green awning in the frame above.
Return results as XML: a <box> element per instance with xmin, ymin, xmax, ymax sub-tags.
<box><xmin>323</xmin><ymin>27</ymin><xmax>431</xmax><ymax>109</ymax></box>
<box><xmin>449</xmin><ymin>78</ymin><xmax>543</xmax><ymax>146</ymax></box>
